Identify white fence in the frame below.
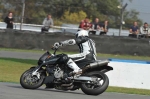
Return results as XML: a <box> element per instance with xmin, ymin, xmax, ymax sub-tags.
<box><xmin>0</xmin><ymin>22</ymin><xmax>62</xmax><ymax>33</ymax></box>
<box><xmin>0</xmin><ymin>22</ymin><xmax>130</xmax><ymax>36</ymax></box>
<box><xmin>107</xmin><ymin>59</ymin><xmax>150</xmax><ymax>89</ymax></box>
<box><xmin>62</xmin><ymin>24</ymin><xmax>130</xmax><ymax>36</ymax></box>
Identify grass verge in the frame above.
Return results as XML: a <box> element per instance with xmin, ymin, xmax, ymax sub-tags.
<box><xmin>0</xmin><ymin>57</ymin><xmax>150</xmax><ymax>95</ymax></box>
<box><xmin>107</xmin><ymin>86</ymin><xmax>150</xmax><ymax>95</ymax></box>
<box><xmin>0</xmin><ymin>58</ymin><xmax>37</xmax><ymax>82</ymax></box>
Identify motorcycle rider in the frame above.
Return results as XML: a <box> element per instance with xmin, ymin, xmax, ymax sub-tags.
<box><xmin>53</xmin><ymin>30</ymin><xmax>97</xmax><ymax>76</ymax></box>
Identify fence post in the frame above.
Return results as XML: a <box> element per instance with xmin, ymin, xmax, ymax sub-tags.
<box><xmin>118</xmin><ymin>3</ymin><xmax>128</xmax><ymax>36</ymax></box>
<box><xmin>20</xmin><ymin>0</ymin><xmax>25</xmax><ymax>30</ymax></box>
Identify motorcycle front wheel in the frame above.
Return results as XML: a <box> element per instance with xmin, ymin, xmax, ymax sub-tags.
<box><xmin>80</xmin><ymin>71</ymin><xmax>109</xmax><ymax>95</ymax></box>
<box><xmin>20</xmin><ymin>68</ymin><xmax>46</xmax><ymax>89</ymax></box>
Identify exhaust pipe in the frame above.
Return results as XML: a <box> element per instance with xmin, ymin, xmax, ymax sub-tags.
<box><xmin>86</xmin><ymin>60</ymin><xmax>109</xmax><ymax>69</ymax></box>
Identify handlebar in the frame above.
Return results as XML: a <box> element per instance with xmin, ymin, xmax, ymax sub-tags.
<box><xmin>51</xmin><ymin>46</ymin><xmax>59</xmax><ymax>55</ymax></box>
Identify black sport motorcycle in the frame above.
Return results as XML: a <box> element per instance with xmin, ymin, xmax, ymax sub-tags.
<box><xmin>20</xmin><ymin>47</ymin><xmax>113</xmax><ymax>95</ymax></box>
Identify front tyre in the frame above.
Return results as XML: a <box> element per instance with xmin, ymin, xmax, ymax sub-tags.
<box><xmin>20</xmin><ymin>68</ymin><xmax>46</xmax><ymax>89</ymax></box>
<box><xmin>80</xmin><ymin>72</ymin><xmax>109</xmax><ymax>95</ymax></box>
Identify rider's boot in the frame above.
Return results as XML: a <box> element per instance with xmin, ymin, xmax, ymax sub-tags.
<box><xmin>67</xmin><ymin>59</ymin><xmax>82</xmax><ymax>77</ymax></box>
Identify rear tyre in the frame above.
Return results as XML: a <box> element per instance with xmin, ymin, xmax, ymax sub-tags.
<box><xmin>80</xmin><ymin>72</ymin><xmax>109</xmax><ymax>95</ymax></box>
<box><xmin>20</xmin><ymin>68</ymin><xmax>46</xmax><ymax>89</ymax></box>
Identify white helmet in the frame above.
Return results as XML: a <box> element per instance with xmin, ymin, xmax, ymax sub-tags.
<box><xmin>76</xmin><ymin>30</ymin><xmax>89</xmax><ymax>37</ymax></box>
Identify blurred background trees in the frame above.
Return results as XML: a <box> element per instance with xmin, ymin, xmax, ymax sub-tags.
<box><xmin>0</xmin><ymin>0</ymin><xmax>142</xmax><ymax>29</ymax></box>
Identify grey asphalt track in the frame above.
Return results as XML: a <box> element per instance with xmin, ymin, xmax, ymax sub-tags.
<box><xmin>0</xmin><ymin>50</ymin><xmax>106</xmax><ymax>60</ymax></box>
<box><xmin>0</xmin><ymin>51</ymin><xmax>43</xmax><ymax>60</ymax></box>
<box><xmin>0</xmin><ymin>82</ymin><xmax>150</xmax><ymax>99</ymax></box>
<box><xmin>0</xmin><ymin>50</ymin><xmax>150</xmax><ymax>99</ymax></box>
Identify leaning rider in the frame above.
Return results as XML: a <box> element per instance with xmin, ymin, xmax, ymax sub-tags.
<box><xmin>53</xmin><ymin>30</ymin><xmax>97</xmax><ymax>76</ymax></box>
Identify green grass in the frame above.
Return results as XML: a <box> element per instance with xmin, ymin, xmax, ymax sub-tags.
<box><xmin>97</xmin><ymin>53</ymin><xmax>150</xmax><ymax>61</ymax></box>
<box><xmin>107</xmin><ymin>86</ymin><xmax>150</xmax><ymax>95</ymax></box>
<box><xmin>0</xmin><ymin>58</ymin><xmax>37</xmax><ymax>82</ymax></box>
<box><xmin>0</xmin><ymin>57</ymin><xmax>150</xmax><ymax>95</ymax></box>
<box><xmin>0</xmin><ymin>47</ymin><xmax>150</xmax><ymax>61</ymax></box>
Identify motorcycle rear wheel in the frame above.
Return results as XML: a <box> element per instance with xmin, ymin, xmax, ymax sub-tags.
<box><xmin>80</xmin><ymin>71</ymin><xmax>109</xmax><ymax>95</ymax></box>
<box><xmin>20</xmin><ymin>68</ymin><xmax>46</xmax><ymax>89</ymax></box>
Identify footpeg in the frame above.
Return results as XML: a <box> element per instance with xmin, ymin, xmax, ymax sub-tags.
<box><xmin>69</xmin><ymin>69</ymin><xmax>82</xmax><ymax>77</ymax></box>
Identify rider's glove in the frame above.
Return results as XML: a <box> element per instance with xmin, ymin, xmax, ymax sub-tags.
<box><xmin>53</xmin><ymin>42</ymin><xmax>63</xmax><ymax>48</ymax></box>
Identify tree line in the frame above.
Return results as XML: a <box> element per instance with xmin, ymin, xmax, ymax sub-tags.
<box><xmin>0</xmin><ymin>0</ymin><xmax>142</xmax><ymax>29</ymax></box>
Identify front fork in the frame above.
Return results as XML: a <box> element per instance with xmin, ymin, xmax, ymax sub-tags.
<box><xmin>32</xmin><ymin>69</ymin><xmax>41</xmax><ymax>79</ymax></box>
<box><xmin>31</xmin><ymin>64</ymin><xmax>45</xmax><ymax>79</ymax></box>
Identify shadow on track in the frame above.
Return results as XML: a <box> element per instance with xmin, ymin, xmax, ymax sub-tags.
<box><xmin>37</xmin><ymin>88</ymin><xmax>85</xmax><ymax>95</ymax></box>
<box><xmin>7</xmin><ymin>85</ymin><xmax>86</xmax><ymax>95</ymax></box>
<box><xmin>6</xmin><ymin>85</ymin><xmax>23</xmax><ymax>89</ymax></box>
